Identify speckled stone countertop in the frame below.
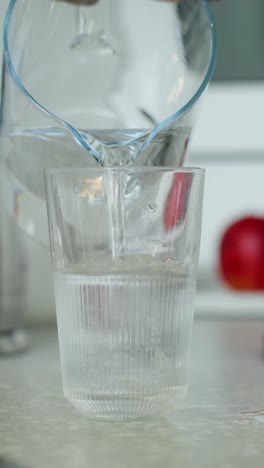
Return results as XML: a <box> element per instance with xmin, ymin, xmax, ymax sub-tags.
<box><xmin>1</xmin><ymin>319</ymin><xmax>264</xmax><ymax>468</ymax></box>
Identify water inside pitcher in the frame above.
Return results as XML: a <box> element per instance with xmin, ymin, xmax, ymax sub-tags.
<box><xmin>0</xmin><ymin>0</ymin><xmax>216</xmax><ymax>345</ymax></box>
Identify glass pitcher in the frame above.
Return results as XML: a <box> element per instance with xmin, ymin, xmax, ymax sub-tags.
<box><xmin>0</xmin><ymin>0</ymin><xmax>216</xmax><ymax>350</ymax></box>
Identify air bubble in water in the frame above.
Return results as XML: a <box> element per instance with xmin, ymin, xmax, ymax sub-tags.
<box><xmin>149</xmin><ymin>203</ymin><xmax>157</xmax><ymax>212</ymax></box>
<box><xmin>164</xmin><ymin>256</ymin><xmax>175</xmax><ymax>263</ymax></box>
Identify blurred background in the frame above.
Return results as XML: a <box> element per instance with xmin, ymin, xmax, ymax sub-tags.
<box><xmin>1</xmin><ymin>0</ymin><xmax>264</xmax><ymax>318</ymax></box>
<box><xmin>187</xmin><ymin>0</ymin><xmax>264</xmax><ymax>315</ymax></box>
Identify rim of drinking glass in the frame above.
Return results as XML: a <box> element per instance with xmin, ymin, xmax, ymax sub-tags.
<box><xmin>4</xmin><ymin>0</ymin><xmax>217</xmax><ymax>161</ymax></box>
<box><xmin>44</xmin><ymin>166</ymin><xmax>205</xmax><ymax>176</ymax></box>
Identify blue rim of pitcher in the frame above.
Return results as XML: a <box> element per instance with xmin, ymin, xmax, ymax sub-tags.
<box><xmin>3</xmin><ymin>0</ymin><xmax>217</xmax><ymax>163</ymax></box>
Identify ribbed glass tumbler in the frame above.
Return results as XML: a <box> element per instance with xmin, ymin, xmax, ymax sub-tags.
<box><xmin>45</xmin><ymin>167</ymin><xmax>205</xmax><ymax>421</ymax></box>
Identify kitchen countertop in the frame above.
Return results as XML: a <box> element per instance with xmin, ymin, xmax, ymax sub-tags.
<box><xmin>1</xmin><ymin>319</ymin><xmax>264</xmax><ymax>468</ymax></box>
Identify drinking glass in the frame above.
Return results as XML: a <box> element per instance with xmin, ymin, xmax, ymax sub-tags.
<box><xmin>45</xmin><ymin>166</ymin><xmax>205</xmax><ymax>421</ymax></box>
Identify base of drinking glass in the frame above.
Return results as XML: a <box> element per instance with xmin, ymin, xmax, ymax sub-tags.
<box><xmin>66</xmin><ymin>387</ymin><xmax>187</xmax><ymax>422</ymax></box>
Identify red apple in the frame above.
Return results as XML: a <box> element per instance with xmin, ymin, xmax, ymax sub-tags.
<box><xmin>164</xmin><ymin>173</ymin><xmax>193</xmax><ymax>231</ymax></box>
<box><xmin>219</xmin><ymin>215</ymin><xmax>264</xmax><ymax>291</ymax></box>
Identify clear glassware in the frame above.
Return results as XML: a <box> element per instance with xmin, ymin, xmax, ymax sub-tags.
<box><xmin>0</xmin><ymin>0</ymin><xmax>216</xmax><ymax>347</ymax></box>
<box><xmin>45</xmin><ymin>166</ymin><xmax>205</xmax><ymax>421</ymax></box>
